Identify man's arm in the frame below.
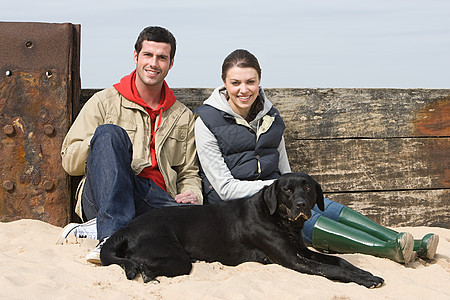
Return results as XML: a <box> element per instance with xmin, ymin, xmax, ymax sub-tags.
<box><xmin>61</xmin><ymin>94</ymin><xmax>106</xmax><ymax>175</ymax></box>
<box><xmin>174</xmin><ymin>190</ymin><xmax>199</xmax><ymax>204</ymax></box>
<box><xmin>172</xmin><ymin>110</ymin><xmax>203</xmax><ymax>204</ymax></box>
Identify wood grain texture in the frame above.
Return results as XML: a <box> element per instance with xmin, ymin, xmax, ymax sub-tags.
<box><xmin>326</xmin><ymin>189</ymin><xmax>449</xmax><ymax>228</ymax></box>
<box><xmin>264</xmin><ymin>88</ymin><xmax>450</xmax><ymax>139</ymax></box>
<box><xmin>287</xmin><ymin>137</ymin><xmax>450</xmax><ymax>191</ymax></box>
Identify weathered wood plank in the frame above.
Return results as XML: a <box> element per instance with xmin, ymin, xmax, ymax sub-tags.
<box><xmin>80</xmin><ymin>88</ymin><xmax>211</xmax><ymax>116</ymax></box>
<box><xmin>173</xmin><ymin>88</ymin><xmax>214</xmax><ymax>109</ymax></box>
<box><xmin>287</xmin><ymin>137</ymin><xmax>450</xmax><ymax>191</ymax></box>
<box><xmin>82</xmin><ymin>88</ymin><xmax>450</xmax><ymax>140</ymax></box>
<box><xmin>265</xmin><ymin>88</ymin><xmax>450</xmax><ymax>139</ymax></box>
<box><xmin>326</xmin><ymin>189</ymin><xmax>449</xmax><ymax>228</ymax></box>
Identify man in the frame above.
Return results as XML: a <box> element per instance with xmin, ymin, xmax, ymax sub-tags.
<box><xmin>59</xmin><ymin>26</ymin><xmax>202</xmax><ymax>263</ymax></box>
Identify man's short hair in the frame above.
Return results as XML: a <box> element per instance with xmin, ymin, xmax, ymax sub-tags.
<box><xmin>135</xmin><ymin>26</ymin><xmax>176</xmax><ymax>60</ymax></box>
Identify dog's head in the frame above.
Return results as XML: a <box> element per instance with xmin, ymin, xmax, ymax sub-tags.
<box><xmin>263</xmin><ymin>172</ymin><xmax>324</xmax><ymax>223</ymax></box>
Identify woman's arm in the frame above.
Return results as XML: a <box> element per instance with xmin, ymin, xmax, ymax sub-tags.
<box><xmin>277</xmin><ymin>136</ymin><xmax>292</xmax><ymax>174</ymax></box>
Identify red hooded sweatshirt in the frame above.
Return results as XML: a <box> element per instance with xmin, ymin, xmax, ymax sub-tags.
<box><xmin>113</xmin><ymin>70</ymin><xmax>177</xmax><ymax>191</ymax></box>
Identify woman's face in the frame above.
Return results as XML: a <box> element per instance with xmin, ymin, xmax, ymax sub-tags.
<box><xmin>223</xmin><ymin>66</ymin><xmax>260</xmax><ymax>119</ymax></box>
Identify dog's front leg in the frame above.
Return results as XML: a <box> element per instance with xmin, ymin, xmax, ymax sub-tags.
<box><xmin>258</xmin><ymin>237</ymin><xmax>383</xmax><ymax>288</ymax></box>
<box><xmin>297</xmin><ymin>246</ymin><xmax>377</xmax><ymax>278</ymax></box>
<box><xmin>291</xmin><ymin>252</ymin><xmax>383</xmax><ymax>288</ymax></box>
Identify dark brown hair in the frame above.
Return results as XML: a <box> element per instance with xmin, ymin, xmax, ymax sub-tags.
<box><xmin>135</xmin><ymin>26</ymin><xmax>176</xmax><ymax>61</ymax></box>
<box><xmin>221</xmin><ymin>49</ymin><xmax>262</xmax><ymax>82</ymax></box>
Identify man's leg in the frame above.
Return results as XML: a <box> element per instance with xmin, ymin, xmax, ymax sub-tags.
<box><xmin>81</xmin><ymin>124</ymin><xmax>136</xmax><ymax>241</ymax></box>
<box><xmin>133</xmin><ymin>175</ymin><xmax>192</xmax><ymax>217</ymax></box>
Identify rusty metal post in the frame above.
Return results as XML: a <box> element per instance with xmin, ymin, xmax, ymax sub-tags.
<box><xmin>0</xmin><ymin>22</ymin><xmax>81</xmax><ymax>226</ymax></box>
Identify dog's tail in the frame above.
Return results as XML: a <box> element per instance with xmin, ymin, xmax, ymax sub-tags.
<box><xmin>100</xmin><ymin>236</ymin><xmax>139</xmax><ymax>280</ymax></box>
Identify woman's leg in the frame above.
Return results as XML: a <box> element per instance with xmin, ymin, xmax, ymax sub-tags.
<box><xmin>312</xmin><ymin>215</ymin><xmax>414</xmax><ymax>263</ymax></box>
<box><xmin>302</xmin><ymin>198</ymin><xmax>415</xmax><ymax>263</ymax></box>
<box><xmin>337</xmin><ymin>206</ymin><xmax>439</xmax><ymax>260</ymax></box>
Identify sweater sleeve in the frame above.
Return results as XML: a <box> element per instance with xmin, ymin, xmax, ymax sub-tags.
<box><xmin>195</xmin><ymin>117</ymin><xmax>276</xmax><ymax>200</ymax></box>
<box><xmin>277</xmin><ymin>136</ymin><xmax>292</xmax><ymax>174</ymax></box>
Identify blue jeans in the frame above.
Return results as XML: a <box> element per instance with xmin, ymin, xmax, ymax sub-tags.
<box><xmin>81</xmin><ymin>124</ymin><xmax>189</xmax><ymax>241</ymax></box>
<box><xmin>302</xmin><ymin>198</ymin><xmax>345</xmax><ymax>245</ymax></box>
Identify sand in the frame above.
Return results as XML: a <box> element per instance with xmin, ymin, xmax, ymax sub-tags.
<box><xmin>0</xmin><ymin>219</ymin><xmax>448</xmax><ymax>300</ymax></box>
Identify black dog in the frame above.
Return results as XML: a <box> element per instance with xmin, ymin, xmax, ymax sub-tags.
<box><xmin>100</xmin><ymin>172</ymin><xmax>383</xmax><ymax>288</ymax></box>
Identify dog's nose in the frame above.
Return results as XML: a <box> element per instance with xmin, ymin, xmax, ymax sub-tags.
<box><xmin>296</xmin><ymin>201</ymin><xmax>306</xmax><ymax>209</ymax></box>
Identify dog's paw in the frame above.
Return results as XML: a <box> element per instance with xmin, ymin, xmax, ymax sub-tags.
<box><xmin>143</xmin><ymin>275</ymin><xmax>160</xmax><ymax>284</ymax></box>
<box><xmin>140</xmin><ymin>262</ymin><xmax>158</xmax><ymax>283</ymax></box>
<box><xmin>366</xmin><ymin>276</ymin><xmax>384</xmax><ymax>289</ymax></box>
<box><xmin>125</xmin><ymin>268</ymin><xmax>138</xmax><ymax>280</ymax></box>
<box><xmin>121</xmin><ymin>262</ymin><xmax>139</xmax><ymax>280</ymax></box>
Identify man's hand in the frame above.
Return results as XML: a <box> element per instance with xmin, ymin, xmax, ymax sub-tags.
<box><xmin>174</xmin><ymin>190</ymin><xmax>199</xmax><ymax>204</ymax></box>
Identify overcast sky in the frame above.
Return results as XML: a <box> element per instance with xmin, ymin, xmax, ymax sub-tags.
<box><xmin>3</xmin><ymin>0</ymin><xmax>450</xmax><ymax>89</ymax></box>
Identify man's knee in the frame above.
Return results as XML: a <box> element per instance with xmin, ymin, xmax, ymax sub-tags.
<box><xmin>91</xmin><ymin>124</ymin><xmax>131</xmax><ymax>146</ymax></box>
<box><xmin>93</xmin><ymin>124</ymin><xmax>127</xmax><ymax>139</ymax></box>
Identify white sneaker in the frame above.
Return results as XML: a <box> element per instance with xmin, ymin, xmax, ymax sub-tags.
<box><xmin>86</xmin><ymin>237</ymin><xmax>109</xmax><ymax>264</ymax></box>
<box><xmin>57</xmin><ymin>218</ymin><xmax>97</xmax><ymax>244</ymax></box>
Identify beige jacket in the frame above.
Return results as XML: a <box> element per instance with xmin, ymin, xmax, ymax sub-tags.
<box><xmin>61</xmin><ymin>87</ymin><xmax>203</xmax><ymax>217</ymax></box>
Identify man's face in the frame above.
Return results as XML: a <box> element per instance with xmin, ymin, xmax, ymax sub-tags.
<box><xmin>134</xmin><ymin>40</ymin><xmax>173</xmax><ymax>88</ymax></box>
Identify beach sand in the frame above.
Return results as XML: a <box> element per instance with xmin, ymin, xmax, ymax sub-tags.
<box><xmin>1</xmin><ymin>219</ymin><xmax>449</xmax><ymax>300</ymax></box>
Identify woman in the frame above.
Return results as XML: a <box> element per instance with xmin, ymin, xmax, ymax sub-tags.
<box><xmin>194</xmin><ymin>49</ymin><xmax>438</xmax><ymax>264</ymax></box>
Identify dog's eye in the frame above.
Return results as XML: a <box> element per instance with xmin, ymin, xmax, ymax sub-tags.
<box><xmin>283</xmin><ymin>187</ymin><xmax>292</xmax><ymax>194</ymax></box>
<box><xmin>305</xmin><ymin>185</ymin><xmax>311</xmax><ymax>192</ymax></box>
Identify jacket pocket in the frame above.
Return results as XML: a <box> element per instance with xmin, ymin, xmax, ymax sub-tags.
<box><xmin>165</xmin><ymin>127</ymin><xmax>187</xmax><ymax>166</ymax></box>
<box><xmin>105</xmin><ymin>115</ymin><xmax>138</xmax><ymax>141</ymax></box>
<box><xmin>120</xmin><ymin>123</ymin><xmax>137</xmax><ymax>141</ymax></box>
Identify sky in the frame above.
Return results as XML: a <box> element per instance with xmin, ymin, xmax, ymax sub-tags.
<box><xmin>3</xmin><ymin>0</ymin><xmax>450</xmax><ymax>89</ymax></box>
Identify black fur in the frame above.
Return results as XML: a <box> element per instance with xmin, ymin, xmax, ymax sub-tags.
<box><xmin>100</xmin><ymin>172</ymin><xmax>384</xmax><ymax>288</ymax></box>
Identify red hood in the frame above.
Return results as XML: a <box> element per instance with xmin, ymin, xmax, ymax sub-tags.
<box><xmin>113</xmin><ymin>70</ymin><xmax>176</xmax><ymax>115</ymax></box>
<box><xmin>112</xmin><ymin>70</ymin><xmax>174</xmax><ymax>191</ymax></box>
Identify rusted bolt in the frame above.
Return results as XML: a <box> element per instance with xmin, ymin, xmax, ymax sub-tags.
<box><xmin>43</xmin><ymin>124</ymin><xmax>54</xmax><ymax>135</ymax></box>
<box><xmin>3</xmin><ymin>124</ymin><xmax>14</xmax><ymax>135</ymax></box>
<box><xmin>3</xmin><ymin>180</ymin><xmax>14</xmax><ymax>191</ymax></box>
<box><xmin>42</xmin><ymin>180</ymin><xmax>54</xmax><ymax>191</ymax></box>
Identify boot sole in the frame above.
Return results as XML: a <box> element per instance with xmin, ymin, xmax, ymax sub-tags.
<box><xmin>86</xmin><ymin>256</ymin><xmax>102</xmax><ymax>265</ymax></box>
<box><xmin>399</xmin><ymin>232</ymin><xmax>414</xmax><ymax>263</ymax></box>
<box><xmin>424</xmin><ymin>234</ymin><xmax>439</xmax><ymax>260</ymax></box>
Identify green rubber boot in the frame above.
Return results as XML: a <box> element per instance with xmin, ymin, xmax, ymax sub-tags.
<box><xmin>312</xmin><ymin>216</ymin><xmax>414</xmax><ymax>264</ymax></box>
<box><xmin>338</xmin><ymin>206</ymin><xmax>439</xmax><ymax>260</ymax></box>
<box><xmin>414</xmin><ymin>233</ymin><xmax>439</xmax><ymax>260</ymax></box>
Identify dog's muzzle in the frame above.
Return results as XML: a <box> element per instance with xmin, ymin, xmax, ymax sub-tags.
<box><xmin>280</xmin><ymin>204</ymin><xmax>311</xmax><ymax>222</ymax></box>
<box><xmin>289</xmin><ymin>212</ymin><xmax>309</xmax><ymax>222</ymax></box>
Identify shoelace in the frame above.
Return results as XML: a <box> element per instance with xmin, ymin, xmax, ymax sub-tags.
<box><xmin>73</xmin><ymin>220</ymin><xmax>97</xmax><ymax>239</ymax></box>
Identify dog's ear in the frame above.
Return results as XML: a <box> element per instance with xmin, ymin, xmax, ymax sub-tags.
<box><xmin>315</xmin><ymin>181</ymin><xmax>325</xmax><ymax>211</ymax></box>
<box><xmin>263</xmin><ymin>181</ymin><xmax>278</xmax><ymax>215</ymax></box>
